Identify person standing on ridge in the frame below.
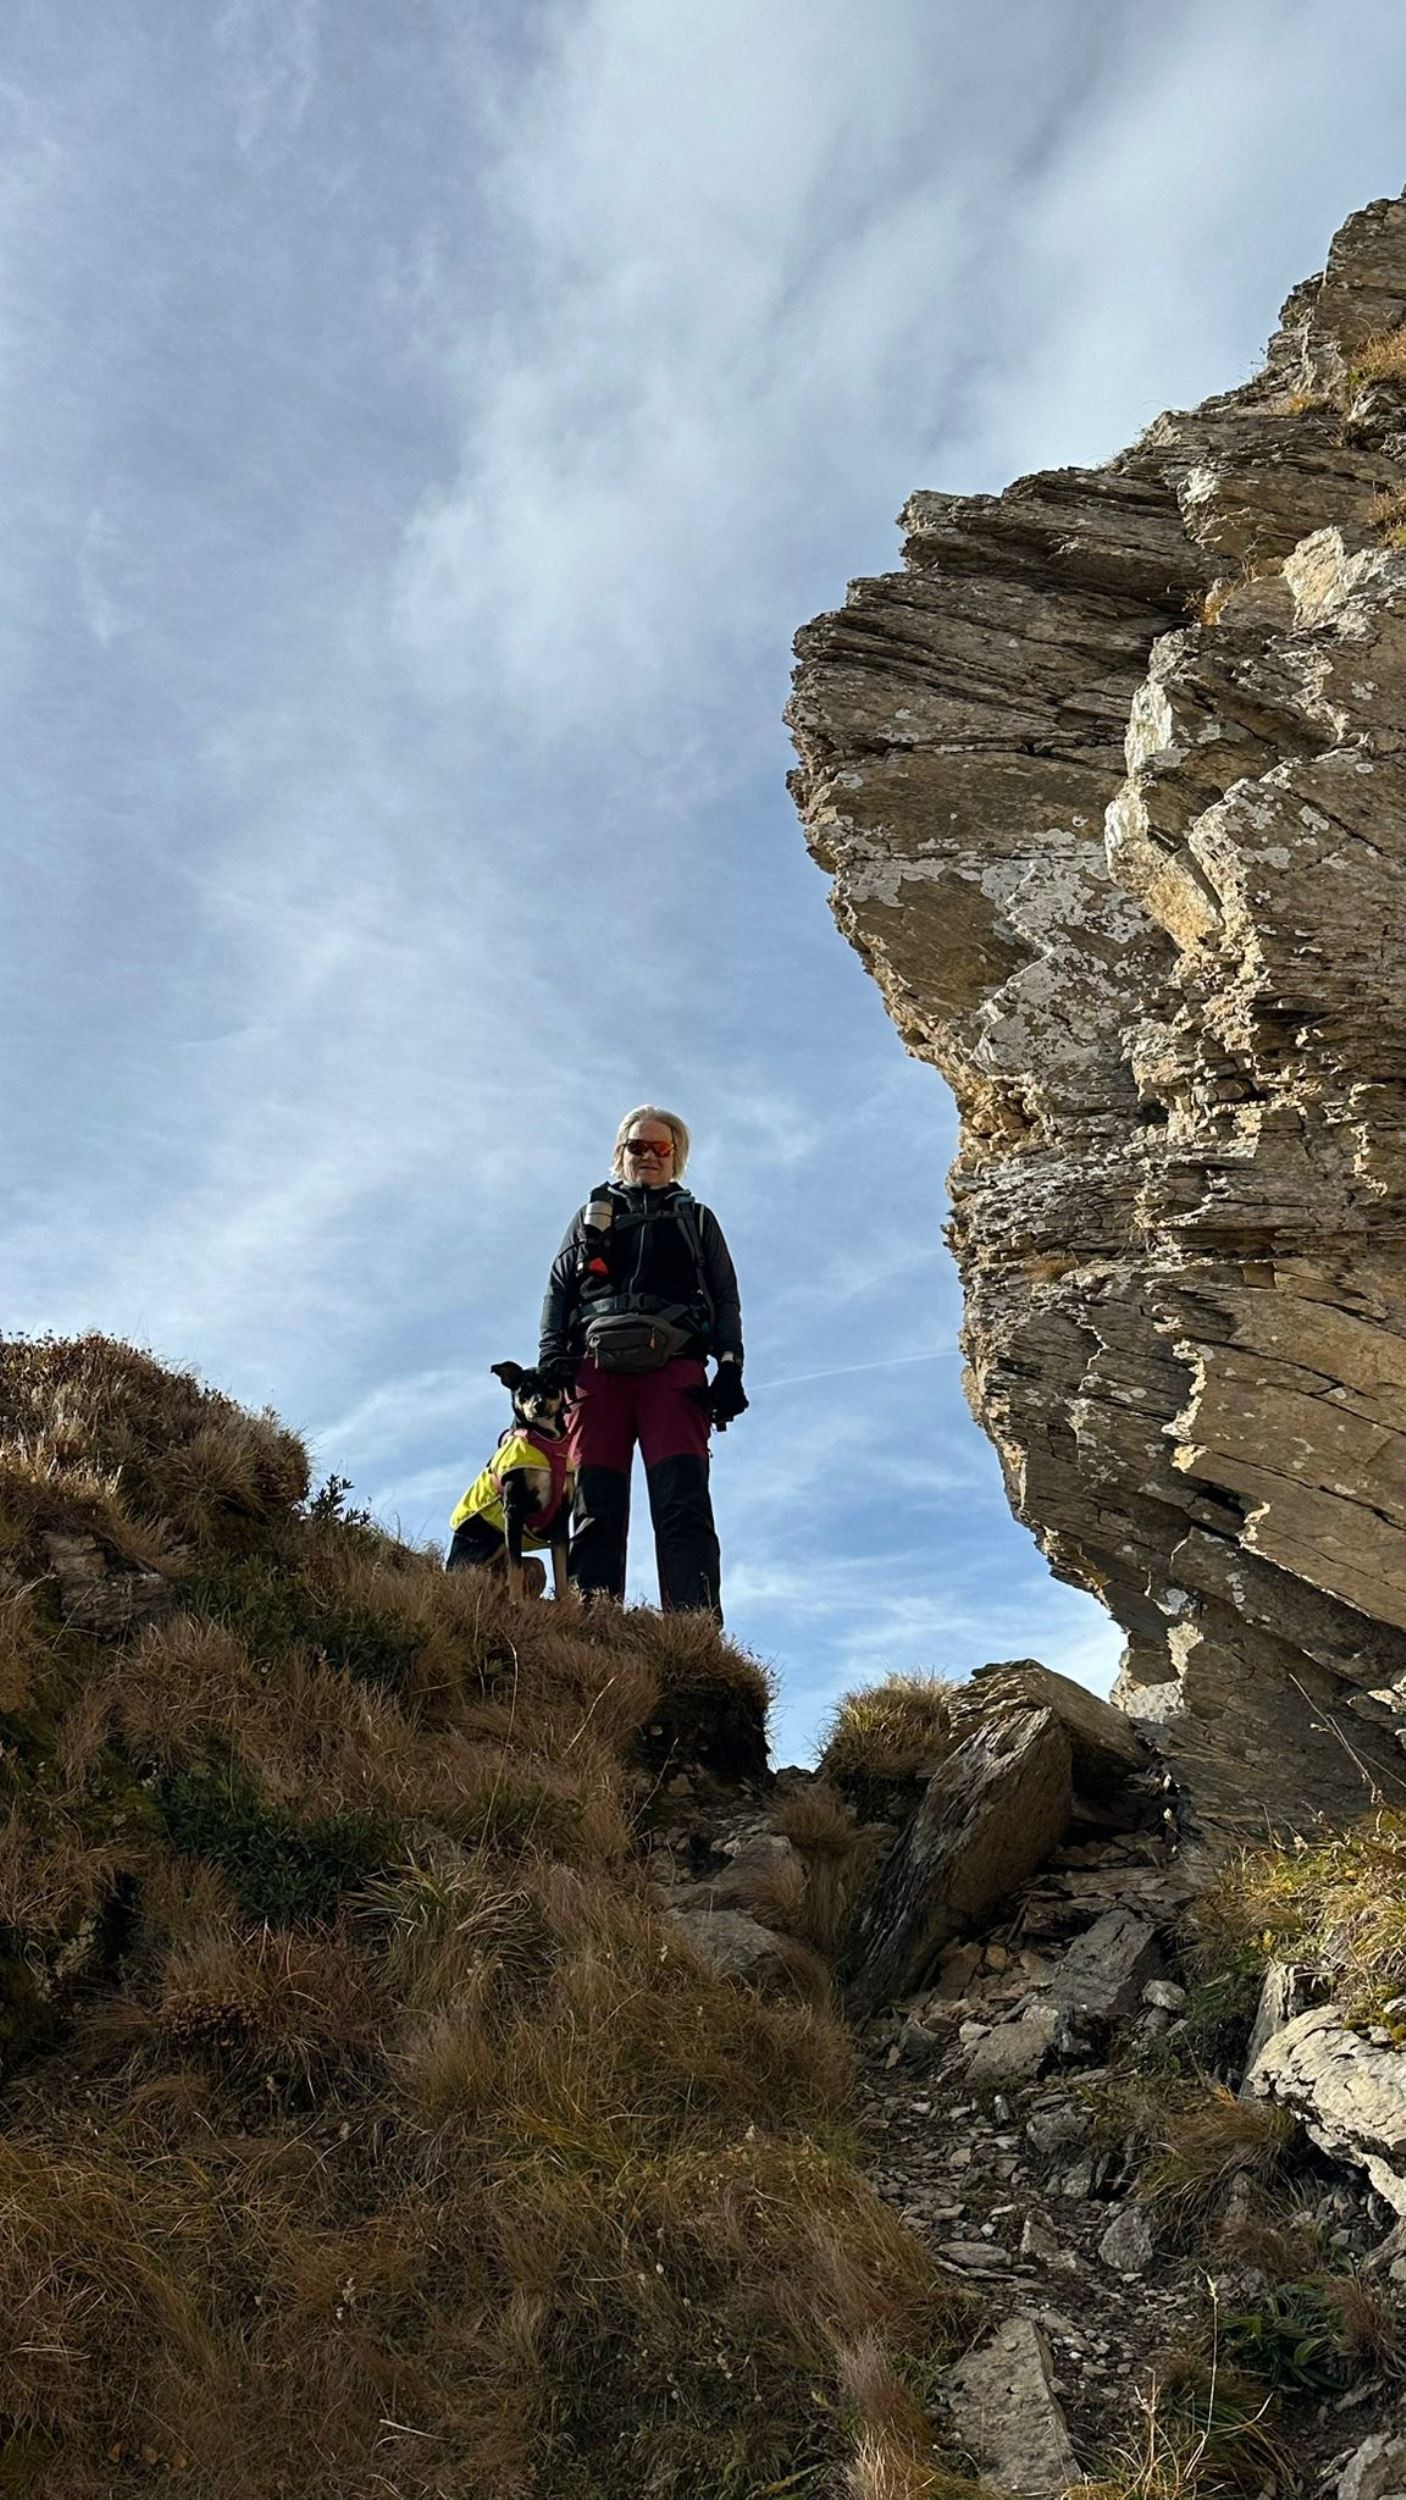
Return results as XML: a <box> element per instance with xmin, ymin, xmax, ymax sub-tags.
<box><xmin>537</xmin><ymin>1106</ymin><xmax>746</xmax><ymax>1617</ymax></box>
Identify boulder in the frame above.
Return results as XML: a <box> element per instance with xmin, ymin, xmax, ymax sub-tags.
<box><xmin>959</xmin><ymin>1659</ymin><xmax>1160</xmax><ymax>1826</ymax></box>
<box><xmin>666</xmin><ymin>1907</ymin><xmax>790</xmax><ymax>1985</ymax></box>
<box><xmin>945</xmin><ymin>2313</ymin><xmax>1079</xmax><ymax>2498</ymax></box>
<box><xmin>1026</xmin><ymin>2102</ymin><xmax>1089</xmax><ymax>2159</ymax></box>
<box><xmin>966</xmin><ymin>2004</ymin><xmax>1064</xmax><ymax>2091</ymax></box>
<box><xmin>42</xmin><ymin>1531</ymin><xmax>169</xmax><ymax>1638</ymax></box>
<box><xmin>1050</xmin><ymin>1909</ymin><xmax>1162</xmax><ymax>2027</ymax></box>
<box><xmin>844</xmin><ymin>1708</ymin><xmax>1072</xmax><ymax>2017</ymax></box>
<box><xmin>933</xmin><ymin>1941</ymin><xmax>984</xmax><ymax>1998</ymax></box>
<box><xmin>1245</xmin><ymin>2005</ymin><xmax>1406</xmax><ymax>2213</ymax></box>
<box><xmin>1243</xmin><ymin>1961</ymin><xmax>1318</xmax><ymax>2071</ymax></box>
<box><xmin>1097</xmin><ymin>2203</ymin><xmax>1154</xmax><ymax>2276</ymax></box>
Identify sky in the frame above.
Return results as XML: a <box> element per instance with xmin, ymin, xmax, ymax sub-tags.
<box><xmin>4</xmin><ymin>2</ymin><xmax>1406</xmax><ymax>1758</ymax></box>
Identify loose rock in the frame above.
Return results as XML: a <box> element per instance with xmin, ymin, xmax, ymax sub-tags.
<box><xmin>1097</xmin><ymin>2204</ymin><xmax>1154</xmax><ymax>2276</ymax></box>
<box><xmin>1339</xmin><ymin>2426</ymin><xmax>1406</xmax><ymax>2500</ymax></box>
<box><xmin>1051</xmin><ymin>1910</ymin><xmax>1162</xmax><ymax>2027</ymax></box>
<box><xmin>945</xmin><ymin>2314</ymin><xmax>1079</xmax><ymax>2498</ymax></box>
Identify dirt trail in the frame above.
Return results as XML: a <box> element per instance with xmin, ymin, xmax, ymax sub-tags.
<box><xmin>646</xmin><ymin>1776</ymin><xmax>1398</xmax><ymax>2496</ymax></box>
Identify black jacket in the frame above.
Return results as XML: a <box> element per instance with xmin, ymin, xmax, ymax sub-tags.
<box><xmin>539</xmin><ymin>1182</ymin><xmax>744</xmax><ymax>1368</ymax></box>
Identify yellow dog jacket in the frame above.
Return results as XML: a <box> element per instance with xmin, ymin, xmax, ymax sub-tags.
<box><xmin>450</xmin><ymin>1427</ymin><xmax>573</xmax><ymax>1550</ymax></box>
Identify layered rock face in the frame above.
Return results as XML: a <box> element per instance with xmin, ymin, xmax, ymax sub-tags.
<box><xmin>789</xmin><ymin>193</ymin><xmax>1406</xmax><ymax>1846</ymax></box>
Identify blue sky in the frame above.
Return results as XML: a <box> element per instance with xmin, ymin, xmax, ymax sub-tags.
<box><xmin>5</xmin><ymin>2</ymin><xmax>1406</xmax><ymax>1758</ymax></box>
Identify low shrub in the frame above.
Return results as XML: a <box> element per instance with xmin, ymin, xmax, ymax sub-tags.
<box><xmin>1219</xmin><ymin>2281</ymin><xmax>1360</xmax><ymax>2395</ymax></box>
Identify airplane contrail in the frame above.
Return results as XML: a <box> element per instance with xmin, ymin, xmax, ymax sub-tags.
<box><xmin>748</xmin><ymin>1351</ymin><xmax>954</xmax><ymax>1393</ymax></box>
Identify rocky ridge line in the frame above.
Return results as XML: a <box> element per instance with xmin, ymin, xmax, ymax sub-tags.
<box><xmin>788</xmin><ymin>191</ymin><xmax>1406</xmax><ymax>1847</ymax></box>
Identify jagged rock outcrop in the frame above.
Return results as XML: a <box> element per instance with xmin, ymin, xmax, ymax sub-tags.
<box><xmin>789</xmin><ymin>191</ymin><xmax>1406</xmax><ymax>1847</ymax></box>
<box><xmin>1245</xmin><ymin>2003</ymin><xmax>1406</xmax><ymax>2215</ymax></box>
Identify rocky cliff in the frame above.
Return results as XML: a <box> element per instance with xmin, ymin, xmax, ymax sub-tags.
<box><xmin>789</xmin><ymin>190</ymin><xmax>1406</xmax><ymax>1848</ymax></box>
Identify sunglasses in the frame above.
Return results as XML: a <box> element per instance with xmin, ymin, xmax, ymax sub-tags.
<box><xmin>624</xmin><ymin>1137</ymin><xmax>673</xmax><ymax>1157</ymax></box>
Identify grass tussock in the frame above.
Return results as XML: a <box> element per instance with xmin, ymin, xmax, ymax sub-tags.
<box><xmin>0</xmin><ymin>1579</ymin><xmax>42</xmax><ymax>1713</ymax></box>
<box><xmin>1065</xmin><ymin>2366</ymin><xmax>1287</xmax><ymax>2500</ymax></box>
<box><xmin>1194</xmin><ymin>578</ymin><xmax>1237</xmax><ymax>628</ymax></box>
<box><xmin>1194</xmin><ymin>1810</ymin><xmax>1406</xmax><ymax>2026</ymax></box>
<box><xmin>0</xmin><ymin>1334</ymin><xmax>960</xmax><ymax>2497</ymax></box>
<box><xmin>819</xmin><ymin>1674</ymin><xmax>956</xmax><ymax>1809</ymax></box>
<box><xmin>1138</xmin><ymin>2088</ymin><xmax>1297</xmax><ymax>2242</ymax></box>
<box><xmin>736</xmin><ymin>1782</ymin><xmax>889</xmax><ymax>1962</ymax></box>
<box><xmin>1369</xmin><ymin>482</ymin><xmax>1406</xmax><ymax>548</ymax></box>
<box><xmin>840</xmin><ymin>2338</ymin><xmax>992</xmax><ymax>2496</ymax></box>
<box><xmin>0</xmin><ymin>1333</ymin><xmax>309</xmax><ymax>1563</ymax></box>
<box><xmin>1346</xmin><ymin>327</ymin><xmax>1406</xmax><ymax>389</ymax></box>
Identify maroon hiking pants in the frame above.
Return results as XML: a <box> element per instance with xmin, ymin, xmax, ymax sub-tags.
<box><xmin>566</xmin><ymin>1356</ymin><xmax>721</xmax><ymax>1616</ymax></box>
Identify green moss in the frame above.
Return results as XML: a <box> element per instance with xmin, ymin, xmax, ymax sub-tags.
<box><xmin>179</xmin><ymin>1556</ymin><xmax>424</xmax><ymax>1695</ymax></box>
<box><xmin>159</xmin><ymin>1761</ymin><xmax>399</xmax><ymax>1923</ymax></box>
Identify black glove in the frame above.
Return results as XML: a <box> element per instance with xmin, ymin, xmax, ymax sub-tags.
<box><xmin>536</xmin><ymin>1353</ymin><xmax>579</xmax><ymax>1396</ymax></box>
<box><xmin>709</xmin><ymin>1363</ymin><xmax>748</xmax><ymax>1429</ymax></box>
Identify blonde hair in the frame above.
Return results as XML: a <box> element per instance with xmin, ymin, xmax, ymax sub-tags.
<box><xmin>611</xmin><ymin>1105</ymin><xmax>691</xmax><ymax>1179</ymax></box>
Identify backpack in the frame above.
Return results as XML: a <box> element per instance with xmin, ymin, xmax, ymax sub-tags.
<box><xmin>577</xmin><ymin>1184</ymin><xmax>714</xmax><ymax>1372</ymax></box>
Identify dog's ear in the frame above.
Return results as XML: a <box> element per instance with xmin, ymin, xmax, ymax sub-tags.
<box><xmin>491</xmin><ymin>1360</ymin><xmax>526</xmax><ymax>1390</ymax></box>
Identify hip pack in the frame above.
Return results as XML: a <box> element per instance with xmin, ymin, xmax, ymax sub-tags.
<box><xmin>583</xmin><ymin>1310</ymin><xmax>694</xmax><ymax>1372</ymax></box>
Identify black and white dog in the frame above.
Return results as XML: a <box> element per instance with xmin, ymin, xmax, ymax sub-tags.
<box><xmin>445</xmin><ymin>1361</ymin><xmax>575</xmax><ymax>1598</ymax></box>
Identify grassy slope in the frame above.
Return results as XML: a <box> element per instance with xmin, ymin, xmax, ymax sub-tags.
<box><xmin>0</xmin><ymin>1337</ymin><xmax>976</xmax><ymax>2500</ymax></box>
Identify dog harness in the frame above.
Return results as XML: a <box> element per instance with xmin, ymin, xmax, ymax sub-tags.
<box><xmin>449</xmin><ymin>1426</ymin><xmax>573</xmax><ymax>1548</ymax></box>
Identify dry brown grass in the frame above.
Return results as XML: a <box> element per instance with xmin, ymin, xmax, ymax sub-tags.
<box><xmin>1194</xmin><ymin>578</ymin><xmax>1237</xmax><ymax>627</ymax></box>
<box><xmin>1066</xmin><ymin>2336</ymin><xmax>1294</xmax><ymax>2500</ymax></box>
<box><xmin>1369</xmin><ymin>482</ymin><xmax>1406</xmax><ymax>548</ymax></box>
<box><xmin>1194</xmin><ymin>1810</ymin><xmax>1406</xmax><ymax>2026</ymax></box>
<box><xmin>0</xmin><ymin>1802</ymin><xmax>139</xmax><ymax>1940</ymax></box>
<box><xmin>1348</xmin><ymin>327</ymin><xmax>1406</xmax><ymax>387</ymax></box>
<box><xmin>0</xmin><ymin>1334</ymin><xmax>966</xmax><ymax>2497</ymax></box>
<box><xmin>125</xmin><ymin>1921</ymin><xmax>387</xmax><ymax>2091</ymax></box>
<box><xmin>820</xmin><ymin>1673</ymin><xmax>956</xmax><ymax>1804</ymax></box>
<box><xmin>840</xmin><ymin>2338</ymin><xmax>994</xmax><ymax>2495</ymax></box>
<box><xmin>849</xmin><ymin>2429</ymin><xmax>993</xmax><ymax>2497</ymax></box>
<box><xmin>1063</xmin><ymin>2395</ymin><xmax>1231</xmax><ymax>2500</ymax></box>
<box><xmin>0</xmin><ymin>1333</ymin><xmax>307</xmax><ymax>1564</ymax></box>
<box><xmin>0</xmin><ymin>1578</ymin><xmax>42</xmax><ymax>1712</ymax></box>
<box><xmin>1138</xmin><ymin>2087</ymin><xmax>1297</xmax><ymax>2242</ymax></box>
<box><xmin>741</xmin><ymin>1781</ymin><xmax>889</xmax><ymax>1961</ymax></box>
<box><xmin>1321</xmin><ymin>2269</ymin><xmax>1403</xmax><ymax>2369</ymax></box>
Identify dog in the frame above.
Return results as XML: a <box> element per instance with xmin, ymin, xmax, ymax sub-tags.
<box><xmin>445</xmin><ymin>1361</ymin><xmax>575</xmax><ymax>1598</ymax></box>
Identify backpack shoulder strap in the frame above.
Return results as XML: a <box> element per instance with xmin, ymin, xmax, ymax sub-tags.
<box><xmin>670</xmin><ymin>1192</ymin><xmax>714</xmax><ymax>1329</ymax></box>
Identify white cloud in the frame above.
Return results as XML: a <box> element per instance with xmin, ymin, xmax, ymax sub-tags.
<box><xmin>4</xmin><ymin>1</ymin><xmax>1402</xmax><ymax>1761</ymax></box>
<box><xmin>215</xmin><ymin>0</ymin><xmax>321</xmax><ymax>159</ymax></box>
